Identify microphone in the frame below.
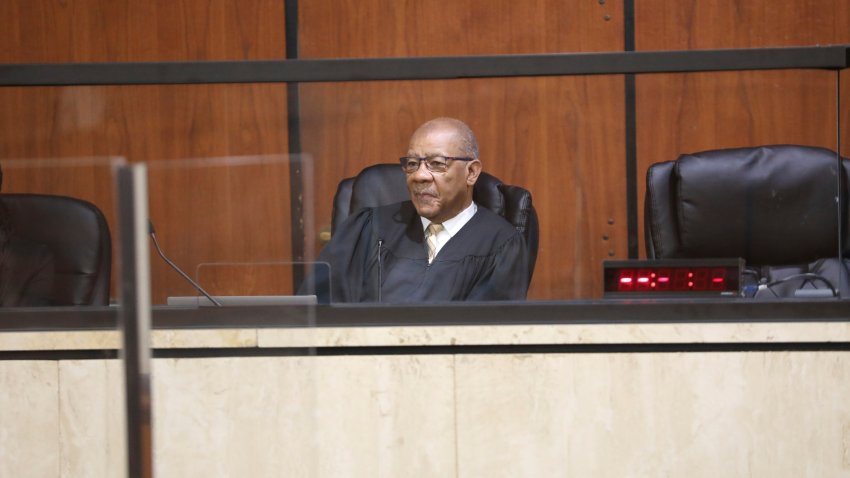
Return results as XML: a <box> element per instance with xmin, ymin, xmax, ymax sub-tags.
<box><xmin>377</xmin><ymin>239</ymin><xmax>383</xmax><ymax>303</ymax></box>
<box><xmin>148</xmin><ymin>220</ymin><xmax>222</xmax><ymax>307</ymax></box>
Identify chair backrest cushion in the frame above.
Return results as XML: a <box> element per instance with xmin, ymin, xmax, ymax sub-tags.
<box><xmin>2</xmin><ymin>194</ymin><xmax>112</xmax><ymax>305</ymax></box>
<box><xmin>645</xmin><ymin>145</ymin><xmax>849</xmax><ymax>265</ymax></box>
<box><xmin>330</xmin><ymin>177</ymin><xmax>355</xmax><ymax>235</ymax></box>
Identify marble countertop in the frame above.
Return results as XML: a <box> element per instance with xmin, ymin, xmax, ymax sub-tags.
<box><xmin>2</xmin><ymin>320</ymin><xmax>849</xmax><ymax>352</ymax></box>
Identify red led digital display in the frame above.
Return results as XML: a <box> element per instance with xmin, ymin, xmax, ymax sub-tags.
<box><xmin>603</xmin><ymin>260</ymin><xmax>742</xmax><ymax>297</ymax></box>
<box><xmin>614</xmin><ymin>267</ymin><xmax>727</xmax><ymax>292</ymax></box>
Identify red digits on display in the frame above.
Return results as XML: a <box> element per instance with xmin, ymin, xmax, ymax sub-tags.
<box><xmin>635</xmin><ymin>269</ymin><xmax>652</xmax><ymax>291</ymax></box>
<box><xmin>710</xmin><ymin>268</ymin><xmax>726</xmax><ymax>290</ymax></box>
<box><xmin>615</xmin><ymin>266</ymin><xmax>730</xmax><ymax>292</ymax></box>
<box><xmin>618</xmin><ymin>269</ymin><xmax>634</xmax><ymax>290</ymax></box>
<box><xmin>607</xmin><ymin>264</ymin><xmax>735</xmax><ymax>295</ymax></box>
<box><xmin>655</xmin><ymin>268</ymin><xmax>671</xmax><ymax>290</ymax></box>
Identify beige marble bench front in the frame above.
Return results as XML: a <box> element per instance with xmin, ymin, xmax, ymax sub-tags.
<box><xmin>1</xmin><ymin>304</ymin><xmax>849</xmax><ymax>477</ymax></box>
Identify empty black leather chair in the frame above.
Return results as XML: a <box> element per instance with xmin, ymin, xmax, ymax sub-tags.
<box><xmin>1</xmin><ymin>194</ymin><xmax>112</xmax><ymax>305</ymax></box>
<box><xmin>645</xmin><ymin>144</ymin><xmax>850</xmax><ymax>297</ymax></box>
<box><xmin>331</xmin><ymin>164</ymin><xmax>539</xmax><ymax>281</ymax></box>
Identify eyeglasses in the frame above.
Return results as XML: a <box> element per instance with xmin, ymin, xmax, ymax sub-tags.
<box><xmin>399</xmin><ymin>155</ymin><xmax>475</xmax><ymax>174</ymax></box>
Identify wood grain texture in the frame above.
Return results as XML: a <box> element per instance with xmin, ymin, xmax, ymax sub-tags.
<box><xmin>299</xmin><ymin>0</ymin><xmax>626</xmax><ymax>299</ymax></box>
<box><xmin>195</xmin><ymin>262</ymin><xmax>298</xmax><ymax>297</ymax></box>
<box><xmin>0</xmin><ymin>83</ymin><xmax>290</xmax><ymax>304</ymax></box>
<box><xmin>148</xmin><ymin>156</ymin><xmax>293</xmax><ymax>302</ymax></box>
<box><xmin>300</xmin><ymin>0</ymin><xmax>622</xmax><ymax>58</ymax></box>
<box><xmin>634</xmin><ymin>1</ymin><xmax>850</xmax><ymax>51</ymax></box>
<box><xmin>0</xmin><ymin>0</ymin><xmax>285</xmax><ymax>62</ymax></box>
<box><xmin>0</xmin><ymin>0</ymin><xmax>288</xmax><ymax>304</ymax></box>
<box><xmin>634</xmin><ymin>0</ymin><xmax>850</xmax><ymax>259</ymax></box>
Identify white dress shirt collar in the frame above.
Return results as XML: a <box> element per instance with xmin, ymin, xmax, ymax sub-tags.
<box><xmin>420</xmin><ymin>201</ymin><xmax>478</xmax><ymax>237</ymax></box>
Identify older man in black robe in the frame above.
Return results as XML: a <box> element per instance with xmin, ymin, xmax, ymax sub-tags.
<box><xmin>311</xmin><ymin>117</ymin><xmax>529</xmax><ymax>303</ymax></box>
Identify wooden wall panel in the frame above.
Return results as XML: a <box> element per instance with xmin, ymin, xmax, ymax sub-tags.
<box><xmin>0</xmin><ymin>0</ymin><xmax>285</xmax><ymax>62</ymax></box>
<box><xmin>634</xmin><ymin>0</ymin><xmax>850</xmax><ymax>259</ymax></box>
<box><xmin>634</xmin><ymin>1</ymin><xmax>850</xmax><ymax>51</ymax></box>
<box><xmin>299</xmin><ymin>0</ymin><xmax>626</xmax><ymax>299</ymax></box>
<box><xmin>0</xmin><ymin>83</ymin><xmax>290</xmax><ymax>304</ymax></box>
<box><xmin>300</xmin><ymin>0</ymin><xmax>620</xmax><ymax>58</ymax></box>
<box><xmin>0</xmin><ymin>0</ymin><xmax>288</xmax><ymax>304</ymax></box>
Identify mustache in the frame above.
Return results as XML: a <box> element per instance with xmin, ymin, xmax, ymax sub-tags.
<box><xmin>411</xmin><ymin>187</ymin><xmax>437</xmax><ymax>196</ymax></box>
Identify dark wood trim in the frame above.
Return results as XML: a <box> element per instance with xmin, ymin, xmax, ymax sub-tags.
<box><xmin>1</xmin><ymin>46</ymin><xmax>847</xmax><ymax>87</ymax></box>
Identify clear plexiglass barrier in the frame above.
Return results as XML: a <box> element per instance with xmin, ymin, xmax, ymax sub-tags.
<box><xmin>1</xmin><ymin>73</ymin><xmax>846</xmax><ymax>306</ymax></box>
<box><xmin>294</xmin><ymin>70</ymin><xmax>848</xmax><ymax>302</ymax></box>
<box><xmin>145</xmin><ymin>154</ymin><xmax>323</xmax><ymax>306</ymax></box>
<box><xmin>0</xmin><ymin>61</ymin><xmax>848</xmax><ymax>477</ymax></box>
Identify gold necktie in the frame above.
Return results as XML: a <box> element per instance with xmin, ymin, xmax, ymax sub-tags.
<box><xmin>426</xmin><ymin>223</ymin><xmax>443</xmax><ymax>263</ymax></box>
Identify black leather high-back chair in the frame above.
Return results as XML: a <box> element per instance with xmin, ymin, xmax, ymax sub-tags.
<box><xmin>645</xmin><ymin>145</ymin><xmax>850</xmax><ymax>296</ymax></box>
<box><xmin>331</xmin><ymin>164</ymin><xmax>539</xmax><ymax>280</ymax></box>
<box><xmin>2</xmin><ymin>194</ymin><xmax>112</xmax><ymax>305</ymax></box>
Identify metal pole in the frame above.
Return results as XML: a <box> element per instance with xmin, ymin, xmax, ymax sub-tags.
<box><xmin>118</xmin><ymin>164</ymin><xmax>153</xmax><ymax>478</ymax></box>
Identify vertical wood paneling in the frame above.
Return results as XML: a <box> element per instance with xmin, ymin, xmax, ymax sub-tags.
<box><xmin>0</xmin><ymin>0</ymin><xmax>288</xmax><ymax>304</ymax></box>
<box><xmin>0</xmin><ymin>0</ymin><xmax>286</xmax><ymax>62</ymax></box>
<box><xmin>634</xmin><ymin>1</ymin><xmax>850</xmax><ymax>51</ymax></box>
<box><xmin>0</xmin><ymin>83</ymin><xmax>290</xmax><ymax>304</ymax></box>
<box><xmin>300</xmin><ymin>0</ymin><xmax>620</xmax><ymax>58</ymax></box>
<box><xmin>634</xmin><ymin>1</ymin><xmax>850</xmax><ymax>259</ymax></box>
<box><xmin>299</xmin><ymin>0</ymin><xmax>626</xmax><ymax>299</ymax></box>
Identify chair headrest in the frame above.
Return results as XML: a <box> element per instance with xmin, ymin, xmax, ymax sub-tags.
<box><xmin>472</xmin><ymin>172</ymin><xmax>506</xmax><ymax>215</ymax></box>
<box><xmin>2</xmin><ymin>194</ymin><xmax>112</xmax><ymax>305</ymax></box>
<box><xmin>349</xmin><ymin>164</ymin><xmax>408</xmax><ymax>213</ymax></box>
<box><xmin>647</xmin><ymin>145</ymin><xmax>849</xmax><ymax>265</ymax></box>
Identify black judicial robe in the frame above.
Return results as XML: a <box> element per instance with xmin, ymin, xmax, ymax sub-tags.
<box><xmin>310</xmin><ymin>201</ymin><xmax>529</xmax><ymax>303</ymax></box>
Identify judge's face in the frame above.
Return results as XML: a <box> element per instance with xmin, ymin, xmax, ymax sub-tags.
<box><xmin>405</xmin><ymin>126</ymin><xmax>481</xmax><ymax>223</ymax></box>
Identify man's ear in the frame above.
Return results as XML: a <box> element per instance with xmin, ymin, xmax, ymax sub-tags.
<box><xmin>466</xmin><ymin>160</ymin><xmax>482</xmax><ymax>186</ymax></box>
